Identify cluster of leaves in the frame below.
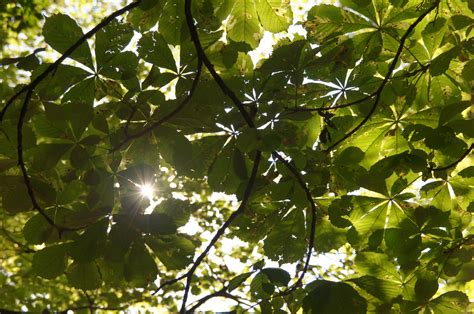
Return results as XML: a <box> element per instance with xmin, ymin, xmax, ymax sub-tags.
<box><xmin>0</xmin><ymin>0</ymin><xmax>473</xmax><ymax>312</ymax></box>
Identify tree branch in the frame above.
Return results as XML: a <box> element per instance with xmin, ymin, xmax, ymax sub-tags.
<box><xmin>428</xmin><ymin>143</ymin><xmax>474</xmax><ymax>172</ymax></box>
<box><xmin>184</xmin><ymin>0</ymin><xmax>255</xmax><ymax>128</ymax></box>
<box><xmin>324</xmin><ymin>0</ymin><xmax>441</xmax><ymax>152</ymax></box>
<box><xmin>188</xmin><ymin>288</ymin><xmax>252</xmax><ymax>312</ymax></box>
<box><xmin>180</xmin><ymin>151</ymin><xmax>262</xmax><ymax>313</ymax></box>
<box><xmin>111</xmin><ymin>59</ymin><xmax>203</xmax><ymax>152</ymax></box>
<box><xmin>7</xmin><ymin>1</ymin><xmax>142</xmax><ymax>233</ymax></box>
<box><xmin>272</xmin><ymin>152</ymin><xmax>317</xmax><ymax>291</ymax></box>
<box><xmin>1</xmin><ymin>228</ymin><xmax>36</xmax><ymax>253</ymax></box>
<box><xmin>183</xmin><ymin>0</ymin><xmax>321</xmax><ymax>311</ymax></box>
<box><xmin>0</xmin><ymin>0</ymin><xmax>142</xmax><ymax>122</ymax></box>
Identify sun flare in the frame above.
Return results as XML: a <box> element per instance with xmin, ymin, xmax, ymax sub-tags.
<box><xmin>139</xmin><ymin>184</ymin><xmax>154</xmax><ymax>200</ymax></box>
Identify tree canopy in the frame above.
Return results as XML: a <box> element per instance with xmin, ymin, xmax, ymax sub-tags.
<box><xmin>0</xmin><ymin>0</ymin><xmax>473</xmax><ymax>312</ymax></box>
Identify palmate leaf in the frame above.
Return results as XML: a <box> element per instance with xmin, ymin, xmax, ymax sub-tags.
<box><xmin>1</xmin><ymin>0</ymin><xmax>473</xmax><ymax>311</ymax></box>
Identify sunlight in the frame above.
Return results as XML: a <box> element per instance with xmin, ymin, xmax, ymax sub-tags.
<box><xmin>139</xmin><ymin>184</ymin><xmax>155</xmax><ymax>201</ymax></box>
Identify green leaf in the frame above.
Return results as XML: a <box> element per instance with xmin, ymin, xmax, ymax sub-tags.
<box><xmin>430</xmin><ymin>46</ymin><xmax>461</xmax><ymax>77</ymax></box>
<box><xmin>305</xmin><ymin>5</ymin><xmax>373</xmax><ymax>42</ymax></box>
<box><xmin>255</xmin><ymin>0</ymin><xmax>293</xmax><ymax>33</ymax></box>
<box><xmin>152</xmin><ymin>198</ymin><xmax>197</xmax><ymax>227</ymax></box>
<box><xmin>98</xmin><ymin>51</ymin><xmax>139</xmax><ymax>81</ymax></box>
<box><xmin>68</xmin><ymin>220</ymin><xmax>108</xmax><ymax>263</ymax></box>
<box><xmin>95</xmin><ymin>19</ymin><xmax>134</xmax><ymax>68</ymax></box>
<box><xmin>66</xmin><ymin>262</ymin><xmax>102</xmax><ymax>290</ymax></box>
<box><xmin>158</xmin><ymin>0</ymin><xmax>184</xmax><ymax>45</ymax></box>
<box><xmin>32</xmin><ymin>144</ymin><xmax>73</xmax><ymax>171</ymax></box>
<box><xmin>70</xmin><ymin>145</ymin><xmax>89</xmax><ymax>169</ymax></box>
<box><xmin>146</xmin><ymin>235</ymin><xmax>195</xmax><ymax>270</ymax></box>
<box><xmin>1</xmin><ymin>183</ymin><xmax>32</xmax><ymax>214</ymax></box>
<box><xmin>232</xmin><ymin>148</ymin><xmax>248</xmax><ymax>180</ymax></box>
<box><xmin>32</xmin><ymin>64</ymin><xmax>89</xmax><ymax>101</ymax></box>
<box><xmin>261</xmin><ymin>268</ymin><xmax>291</xmax><ymax>286</ymax></box>
<box><xmin>227</xmin><ymin>0</ymin><xmax>262</xmax><ymax>48</ymax></box>
<box><xmin>33</xmin><ymin>245</ymin><xmax>68</xmax><ymax>279</ymax></box>
<box><xmin>43</xmin><ymin>14</ymin><xmax>93</xmax><ymax>68</ymax></box>
<box><xmin>428</xmin><ymin>291</ymin><xmax>469</xmax><ymax>313</ymax></box>
<box><xmin>350</xmin><ymin>276</ymin><xmax>401</xmax><ymax>302</ymax></box>
<box><xmin>263</xmin><ymin>209</ymin><xmax>306</xmax><ymax>263</ymax></box>
<box><xmin>415</xmin><ymin>274</ymin><xmax>438</xmax><ymax>301</ymax></box>
<box><xmin>228</xmin><ymin>272</ymin><xmax>254</xmax><ymax>292</ymax></box>
<box><xmin>303</xmin><ymin>281</ymin><xmax>367</xmax><ymax>313</ymax></box>
<box><xmin>138</xmin><ymin>32</ymin><xmax>177</xmax><ymax>71</ymax></box>
<box><xmin>23</xmin><ymin>214</ymin><xmax>54</xmax><ymax>244</ymax></box>
<box><xmin>124</xmin><ymin>242</ymin><xmax>158</xmax><ymax>287</ymax></box>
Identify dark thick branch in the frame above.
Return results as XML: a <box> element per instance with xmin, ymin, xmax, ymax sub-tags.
<box><xmin>9</xmin><ymin>1</ymin><xmax>142</xmax><ymax>233</ymax></box>
<box><xmin>324</xmin><ymin>0</ymin><xmax>441</xmax><ymax>152</ymax></box>
<box><xmin>428</xmin><ymin>143</ymin><xmax>474</xmax><ymax>172</ymax></box>
<box><xmin>112</xmin><ymin>59</ymin><xmax>203</xmax><ymax>152</ymax></box>
<box><xmin>181</xmin><ymin>0</ymin><xmax>264</xmax><ymax>312</ymax></box>
<box><xmin>182</xmin><ymin>0</ymin><xmax>321</xmax><ymax>310</ymax></box>
<box><xmin>184</xmin><ymin>0</ymin><xmax>255</xmax><ymax>128</ymax></box>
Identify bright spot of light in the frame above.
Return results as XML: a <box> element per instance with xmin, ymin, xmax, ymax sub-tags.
<box><xmin>139</xmin><ymin>184</ymin><xmax>154</xmax><ymax>200</ymax></box>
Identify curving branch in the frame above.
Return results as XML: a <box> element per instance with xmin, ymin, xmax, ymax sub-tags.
<box><xmin>184</xmin><ymin>0</ymin><xmax>255</xmax><ymax>129</ymax></box>
<box><xmin>111</xmin><ymin>59</ymin><xmax>203</xmax><ymax>152</ymax></box>
<box><xmin>324</xmin><ymin>0</ymin><xmax>441</xmax><ymax>152</ymax></box>
<box><xmin>428</xmin><ymin>143</ymin><xmax>474</xmax><ymax>172</ymax></box>
<box><xmin>188</xmin><ymin>288</ymin><xmax>253</xmax><ymax>312</ymax></box>
<box><xmin>151</xmin><ymin>273</ymin><xmax>189</xmax><ymax>296</ymax></box>
<box><xmin>6</xmin><ymin>0</ymin><xmax>143</xmax><ymax>233</ymax></box>
<box><xmin>180</xmin><ymin>151</ymin><xmax>262</xmax><ymax>313</ymax></box>
<box><xmin>183</xmin><ymin>0</ymin><xmax>320</xmax><ymax>311</ymax></box>
<box><xmin>287</xmin><ymin>92</ymin><xmax>376</xmax><ymax>113</ymax></box>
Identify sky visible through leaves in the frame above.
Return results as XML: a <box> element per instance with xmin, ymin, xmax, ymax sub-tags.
<box><xmin>0</xmin><ymin>0</ymin><xmax>473</xmax><ymax>312</ymax></box>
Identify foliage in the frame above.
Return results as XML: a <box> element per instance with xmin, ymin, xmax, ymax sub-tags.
<box><xmin>0</xmin><ymin>0</ymin><xmax>473</xmax><ymax>312</ymax></box>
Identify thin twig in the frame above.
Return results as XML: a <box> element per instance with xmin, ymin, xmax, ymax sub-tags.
<box><xmin>111</xmin><ymin>59</ymin><xmax>203</xmax><ymax>152</ymax></box>
<box><xmin>151</xmin><ymin>273</ymin><xmax>189</xmax><ymax>296</ymax></box>
<box><xmin>288</xmin><ymin>92</ymin><xmax>375</xmax><ymax>113</ymax></box>
<box><xmin>188</xmin><ymin>288</ymin><xmax>253</xmax><ymax>312</ymax></box>
<box><xmin>272</xmin><ymin>152</ymin><xmax>317</xmax><ymax>291</ymax></box>
<box><xmin>1</xmin><ymin>228</ymin><xmax>36</xmax><ymax>253</ymax></box>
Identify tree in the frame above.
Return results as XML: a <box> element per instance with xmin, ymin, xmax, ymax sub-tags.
<box><xmin>0</xmin><ymin>0</ymin><xmax>473</xmax><ymax>312</ymax></box>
